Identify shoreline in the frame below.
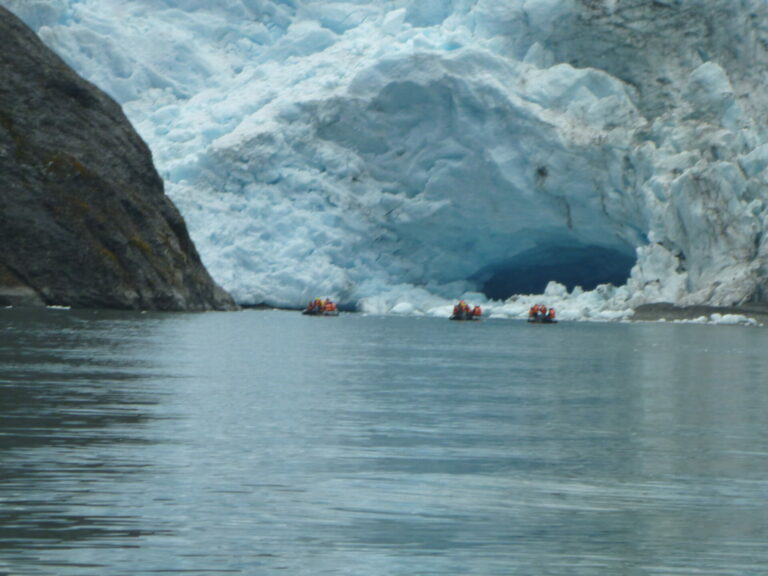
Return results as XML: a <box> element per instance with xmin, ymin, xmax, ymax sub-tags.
<box><xmin>7</xmin><ymin>301</ymin><xmax>768</xmax><ymax>325</ymax></box>
<box><xmin>631</xmin><ymin>303</ymin><xmax>768</xmax><ymax>324</ymax></box>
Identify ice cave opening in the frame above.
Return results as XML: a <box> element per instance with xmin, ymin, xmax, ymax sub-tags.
<box><xmin>476</xmin><ymin>244</ymin><xmax>637</xmax><ymax>300</ymax></box>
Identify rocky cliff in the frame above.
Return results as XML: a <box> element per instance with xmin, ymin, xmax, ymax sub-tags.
<box><xmin>0</xmin><ymin>7</ymin><xmax>234</xmax><ymax>310</ymax></box>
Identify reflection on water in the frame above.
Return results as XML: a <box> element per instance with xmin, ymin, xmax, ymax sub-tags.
<box><xmin>1</xmin><ymin>308</ymin><xmax>768</xmax><ymax>575</ymax></box>
<box><xmin>0</xmin><ymin>309</ymin><xmax>172</xmax><ymax>561</ymax></box>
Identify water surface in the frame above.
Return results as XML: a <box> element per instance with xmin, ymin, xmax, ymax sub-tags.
<box><xmin>2</xmin><ymin>309</ymin><xmax>767</xmax><ymax>575</ymax></box>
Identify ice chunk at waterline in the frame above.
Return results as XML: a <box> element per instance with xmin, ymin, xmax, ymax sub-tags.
<box><xmin>7</xmin><ymin>0</ymin><xmax>768</xmax><ymax>312</ymax></box>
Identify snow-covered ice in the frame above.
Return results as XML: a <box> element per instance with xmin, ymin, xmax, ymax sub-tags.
<box><xmin>4</xmin><ymin>0</ymin><xmax>768</xmax><ymax>319</ymax></box>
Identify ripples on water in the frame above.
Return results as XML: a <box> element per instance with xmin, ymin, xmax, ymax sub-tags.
<box><xmin>1</xmin><ymin>308</ymin><xmax>768</xmax><ymax>575</ymax></box>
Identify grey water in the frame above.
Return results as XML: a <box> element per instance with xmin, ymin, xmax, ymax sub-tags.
<box><xmin>1</xmin><ymin>308</ymin><xmax>768</xmax><ymax>576</ymax></box>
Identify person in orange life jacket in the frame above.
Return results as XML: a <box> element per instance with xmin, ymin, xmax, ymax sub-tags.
<box><xmin>548</xmin><ymin>308</ymin><xmax>556</xmax><ymax>320</ymax></box>
<box><xmin>472</xmin><ymin>305</ymin><xmax>482</xmax><ymax>317</ymax></box>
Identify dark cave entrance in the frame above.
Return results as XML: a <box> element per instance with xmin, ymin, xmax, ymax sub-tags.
<box><xmin>477</xmin><ymin>244</ymin><xmax>636</xmax><ymax>299</ymax></box>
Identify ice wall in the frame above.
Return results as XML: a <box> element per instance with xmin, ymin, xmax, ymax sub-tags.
<box><xmin>4</xmin><ymin>0</ymin><xmax>768</xmax><ymax>311</ymax></box>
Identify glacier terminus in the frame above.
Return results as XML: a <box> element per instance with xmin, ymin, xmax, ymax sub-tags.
<box><xmin>5</xmin><ymin>0</ymin><xmax>768</xmax><ymax>320</ymax></box>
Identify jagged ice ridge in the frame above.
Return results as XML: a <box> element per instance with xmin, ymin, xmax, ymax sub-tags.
<box><xmin>5</xmin><ymin>0</ymin><xmax>768</xmax><ymax>319</ymax></box>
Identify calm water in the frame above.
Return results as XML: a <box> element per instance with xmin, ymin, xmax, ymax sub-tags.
<box><xmin>1</xmin><ymin>308</ymin><xmax>768</xmax><ymax>575</ymax></box>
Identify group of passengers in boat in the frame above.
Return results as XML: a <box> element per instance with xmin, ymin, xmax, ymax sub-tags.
<box><xmin>528</xmin><ymin>303</ymin><xmax>556</xmax><ymax>321</ymax></box>
<box><xmin>451</xmin><ymin>300</ymin><xmax>483</xmax><ymax>320</ymax></box>
<box><xmin>304</xmin><ymin>298</ymin><xmax>338</xmax><ymax>314</ymax></box>
<box><xmin>302</xmin><ymin>296</ymin><xmax>556</xmax><ymax>322</ymax></box>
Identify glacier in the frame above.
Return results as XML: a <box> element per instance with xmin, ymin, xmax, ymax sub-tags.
<box><xmin>4</xmin><ymin>0</ymin><xmax>768</xmax><ymax>318</ymax></box>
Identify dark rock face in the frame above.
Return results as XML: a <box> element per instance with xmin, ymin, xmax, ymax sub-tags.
<box><xmin>0</xmin><ymin>7</ymin><xmax>235</xmax><ymax>310</ymax></box>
